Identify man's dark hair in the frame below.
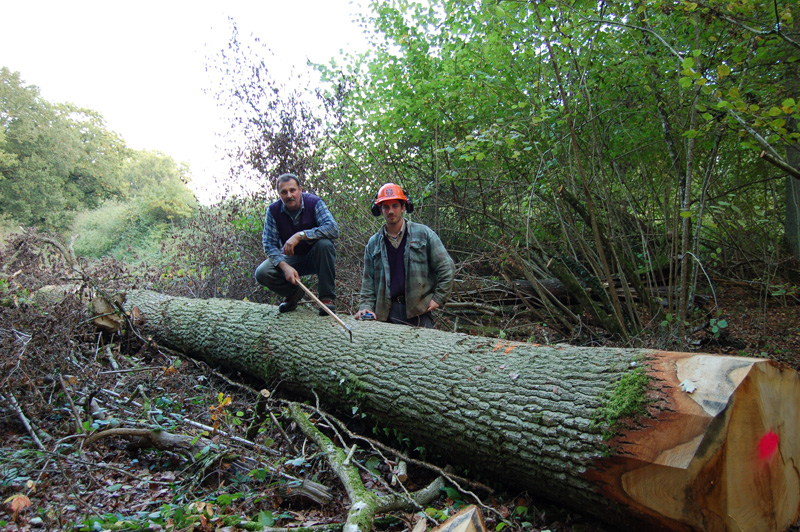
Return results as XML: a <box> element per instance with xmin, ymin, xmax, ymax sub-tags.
<box><xmin>275</xmin><ymin>173</ymin><xmax>301</xmax><ymax>189</ymax></box>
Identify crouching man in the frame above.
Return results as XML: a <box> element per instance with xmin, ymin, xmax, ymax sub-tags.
<box><xmin>255</xmin><ymin>173</ymin><xmax>339</xmax><ymax>315</ymax></box>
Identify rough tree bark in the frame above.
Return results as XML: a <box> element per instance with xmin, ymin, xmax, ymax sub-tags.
<box><xmin>121</xmin><ymin>290</ymin><xmax>800</xmax><ymax>532</ymax></box>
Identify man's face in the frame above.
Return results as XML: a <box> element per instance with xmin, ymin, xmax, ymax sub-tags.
<box><xmin>278</xmin><ymin>179</ymin><xmax>302</xmax><ymax>212</ymax></box>
<box><xmin>380</xmin><ymin>200</ymin><xmax>405</xmax><ymax>224</ymax></box>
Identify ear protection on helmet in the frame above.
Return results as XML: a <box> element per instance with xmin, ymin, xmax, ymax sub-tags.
<box><xmin>371</xmin><ymin>183</ymin><xmax>414</xmax><ymax>216</ymax></box>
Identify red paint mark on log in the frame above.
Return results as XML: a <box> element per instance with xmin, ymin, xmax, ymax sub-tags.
<box><xmin>758</xmin><ymin>430</ymin><xmax>779</xmax><ymax>461</ymax></box>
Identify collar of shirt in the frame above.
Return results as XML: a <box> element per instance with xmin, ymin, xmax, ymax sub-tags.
<box><xmin>383</xmin><ymin>219</ymin><xmax>406</xmax><ymax>249</ymax></box>
<box><xmin>281</xmin><ymin>197</ymin><xmax>305</xmax><ymax>221</ymax></box>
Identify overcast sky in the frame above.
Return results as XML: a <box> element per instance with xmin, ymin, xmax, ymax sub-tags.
<box><xmin>1</xmin><ymin>0</ymin><xmax>368</xmax><ymax>203</ymax></box>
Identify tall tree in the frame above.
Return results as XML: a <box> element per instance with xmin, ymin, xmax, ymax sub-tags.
<box><xmin>121</xmin><ymin>150</ymin><xmax>197</xmax><ymax>224</ymax></box>
<box><xmin>0</xmin><ymin>67</ymin><xmax>127</xmax><ymax>229</ymax></box>
<box><xmin>781</xmin><ymin>15</ymin><xmax>800</xmax><ymax>258</ymax></box>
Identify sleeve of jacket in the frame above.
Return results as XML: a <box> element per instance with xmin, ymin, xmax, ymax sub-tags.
<box><xmin>262</xmin><ymin>207</ymin><xmax>286</xmax><ymax>267</ymax></box>
<box><xmin>428</xmin><ymin>229</ymin><xmax>455</xmax><ymax>306</ymax></box>
<box><xmin>308</xmin><ymin>199</ymin><xmax>339</xmax><ymax>240</ymax></box>
<box><xmin>358</xmin><ymin>236</ymin><xmax>379</xmax><ymax>311</ymax></box>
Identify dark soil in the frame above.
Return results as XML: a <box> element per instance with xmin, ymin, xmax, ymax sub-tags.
<box><xmin>712</xmin><ymin>285</ymin><xmax>800</xmax><ymax>369</ymax></box>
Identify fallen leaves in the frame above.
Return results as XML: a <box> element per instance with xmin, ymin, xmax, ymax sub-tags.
<box><xmin>5</xmin><ymin>494</ymin><xmax>32</xmax><ymax>523</ymax></box>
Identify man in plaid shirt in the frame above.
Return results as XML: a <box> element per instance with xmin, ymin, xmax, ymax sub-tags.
<box><xmin>255</xmin><ymin>173</ymin><xmax>339</xmax><ymax>314</ymax></box>
<box><xmin>354</xmin><ymin>183</ymin><xmax>454</xmax><ymax>328</ymax></box>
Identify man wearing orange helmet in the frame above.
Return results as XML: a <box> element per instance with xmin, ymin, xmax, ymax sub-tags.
<box><xmin>355</xmin><ymin>183</ymin><xmax>454</xmax><ymax>328</ymax></box>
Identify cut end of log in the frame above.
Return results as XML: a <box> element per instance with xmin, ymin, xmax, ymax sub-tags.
<box><xmin>431</xmin><ymin>505</ymin><xmax>487</xmax><ymax>532</ymax></box>
<box><xmin>593</xmin><ymin>354</ymin><xmax>800</xmax><ymax>532</ymax></box>
<box><xmin>722</xmin><ymin>360</ymin><xmax>800</xmax><ymax>531</ymax></box>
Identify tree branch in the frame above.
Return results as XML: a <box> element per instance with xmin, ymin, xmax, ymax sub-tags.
<box><xmin>288</xmin><ymin>403</ymin><xmax>446</xmax><ymax>532</ymax></box>
<box><xmin>760</xmin><ymin>150</ymin><xmax>800</xmax><ymax>180</ymax></box>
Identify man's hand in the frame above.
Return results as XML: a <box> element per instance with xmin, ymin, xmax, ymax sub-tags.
<box><xmin>282</xmin><ymin>232</ymin><xmax>304</xmax><ymax>256</ymax></box>
<box><xmin>355</xmin><ymin>309</ymin><xmax>375</xmax><ymax>320</ymax></box>
<box><xmin>279</xmin><ymin>262</ymin><xmax>300</xmax><ymax>285</ymax></box>
<box><xmin>426</xmin><ymin>299</ymin><xmax>440</xmax><ymax>313</ymax></box>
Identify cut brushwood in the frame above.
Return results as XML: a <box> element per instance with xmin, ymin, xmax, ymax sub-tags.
<box><xmin>85</xmin><ymin>426</ymin><xmax>333</xmax><ymax>504</ymax></box>
<box><xmin>288</xmin><ymin>402</ymin><xmax>445</xmax><ymax>532</ymax></box>
<box><xmin>118</xmin><ymin>289</ymin><xmax>800</xmax><ymax>532</ymax></box>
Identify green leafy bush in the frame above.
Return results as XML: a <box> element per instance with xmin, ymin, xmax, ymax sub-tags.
<box><xmin>72</xmin><ymin>187</ymin><xmax>196</xmax><ymax>262</ymax></box>
<box><xmin>152</xmin><ymin>194</ymin><xmax>267</xmax><ymax>300</ymax></box>
<box><xmin>71</xmin><ymin>200</ymin><xmax>130</xmax><ymax>258</ymax></box>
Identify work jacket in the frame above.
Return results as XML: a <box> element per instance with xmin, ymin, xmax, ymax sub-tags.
<box><xmin>358</xmin><ymin>221</ymin><xmax>455</xmax><ymax>321</ymax></box>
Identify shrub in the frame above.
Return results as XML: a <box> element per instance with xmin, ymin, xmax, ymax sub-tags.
<box><xmin>72</xmin><ymin>188</ymin><xmax>196</xmax><ymax>262</ymax></box>
<box><xmin>153</xmin><ymin>194</ymin><xmax>267</xmax><ymax>300</ymax></box>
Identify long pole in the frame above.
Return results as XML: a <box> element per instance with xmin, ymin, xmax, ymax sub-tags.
<box><xmin>295</xmin><ymin>280</ymin><xmax>353</xmax><ymax>342</ymax></box>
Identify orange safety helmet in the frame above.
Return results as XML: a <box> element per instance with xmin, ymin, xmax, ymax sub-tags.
<box><xmin>375</xmin><ymin>183</ymin><xmax>407</xmax><ymax>204</ymax></box>
<box><xmin>371</xmin><ymin>183</ymin><xmax>414</xmax><ymax>216</ymax></box>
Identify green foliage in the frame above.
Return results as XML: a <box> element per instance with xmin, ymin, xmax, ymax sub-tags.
<box><xmin>0</xmin><ymin>217</ymin><xmax>21</xmax><ymax>247</ymax></box>
<box><xmin>152</xmin><ymin>194</ymin><xmax>265</xmax><ymax>300</ymax></box>
<box><xmin>119</xmin><ymin>149</ymin><xmax>190</xmax><ymax>199</ymax></box>
<box><xmin>770</xmin><ymin>283</ymin><xmax>800</xmax><ymax>304</ymax></box>
<box><xmin>72</xmin><ymin>499</ymin><xmax>253</xmax><ymax>531</ymax></box>
<box><xmin>305</xmin><ymin>0</ymin><xmax>800</xmax><ymax>343</ymax></box>
<box><xmin>71</xmin><ymin>200</ymin><xmax>130</xmax><ymax>257</ymax></box>
<box><xmin>0</xmin><ymin>449</ymin><xmax>37</xmax><ymax>489</ymax></box>
<box><xmin>710</xmin><ymin>318</ymin><xmax>729</xmax><ymax>338</ymax></box>
<box><xmin>0</xmin><ymin>67</ymin><xmax>128</xmax><ymax>229</ymax></box>
<box><xmin>424</xmin><ymin>506</ymin><xmax>449</xmax><ymax>522</ymax></box>
<box><xmin>660</xmin><ymin>313</ymin><xmax>686</xmax><ymax>329</ymax></box>
<box><xmin>0</xmin><ymin>68</ymin><xmax>203</xmax><ymax>250</ymax></box>
<box><xmin>71</xmin><ymin>151</ymin><xmax>197</xmax><ymax>261</ymax></box>
<box><xmin>496</xmin><ymin>501</ymin><xmax>535</xmax><ymax>531</ymax></box>
<box><xmin>133</xmin><ymin>179</ymin><xmax>197</xmax><ymax>225</ymax></box>
<box><xmin>71</xmin><ymin>199</ymin><xmax>164</xmax><ymax>260</ymax></box>
<box><xmin>441</xmin><ymin>485</ymin><xmax>463</xmax><ymax>503</ymax></box>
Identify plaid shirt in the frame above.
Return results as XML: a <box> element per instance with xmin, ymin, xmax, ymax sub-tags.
<box><xmin>359</xmin><ymin>220</ymin><xmax>455</xmax><ymax>321</ymax></box>
<box><xmin>262</xmin><ymin>196</ymin><xmax>339</xmax><ymax>267</ymax></box>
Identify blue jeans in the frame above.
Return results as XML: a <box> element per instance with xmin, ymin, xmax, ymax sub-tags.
<box><xmin>254</xmin><ymin>239</ymin><xmax>336</xmax><ymax>300</ymax></box>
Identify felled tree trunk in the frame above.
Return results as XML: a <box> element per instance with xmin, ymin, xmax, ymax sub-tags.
<box><xmin>122</xmin><ymin>290</ymin><xmax>800</xmax><ymax>532</ymax></box>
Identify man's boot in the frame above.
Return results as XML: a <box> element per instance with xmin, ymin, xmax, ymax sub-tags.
<box><xmin>279</xmin><ymin>288</ymin><xmax>303</xmax><ymax>313</ymax></box>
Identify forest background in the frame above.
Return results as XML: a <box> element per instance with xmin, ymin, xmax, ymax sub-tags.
<box><xmin>1</xmin><ymin>0</ymin><xmax>799</xmax><ymax>530</ymax></box>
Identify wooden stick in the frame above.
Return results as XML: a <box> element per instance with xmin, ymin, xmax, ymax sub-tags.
<box><xmin>58</xmin><ymin>374</ymin><xmax>84</xmax><ymax>434</ymax></box>
<box><xmin>0</xmin><ymin>392</ymin><xmax>46</xmax><ymax>451</ymax></box>
<box><xmin>296</xmin><ymin>280</ymin><xmax>353</xmax><ymax>342</ymax></box>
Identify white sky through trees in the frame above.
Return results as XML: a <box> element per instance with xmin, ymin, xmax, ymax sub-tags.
<box><xmin>1</xmin><ymin>0</ymin><xmax>367</xmax><ymax>203</ymax></box>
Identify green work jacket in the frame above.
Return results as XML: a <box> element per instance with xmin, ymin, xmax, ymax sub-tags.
<box><xmin>358</xmin><ymin>220</ymin><xmax>455</xmax><ymax>321</ymax></box>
